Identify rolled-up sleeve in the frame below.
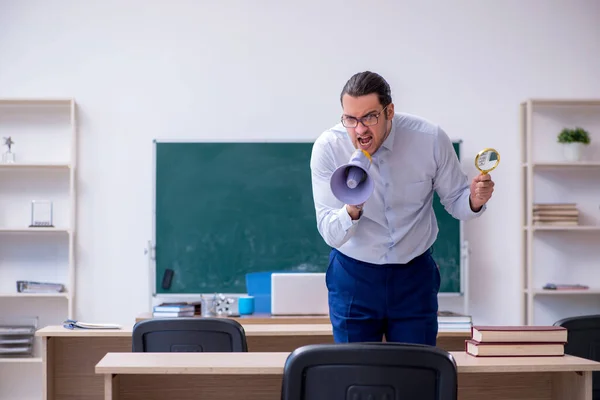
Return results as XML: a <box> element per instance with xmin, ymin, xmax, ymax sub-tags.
<box><xmin>310</xmin><ymin>137</ymin><xmax>360</xmax><ymax>248</ymax></box>
<box><xmin>433</xmin><ymin>127</ymin><xmax>486</xmax><ymax>220</ymax></box>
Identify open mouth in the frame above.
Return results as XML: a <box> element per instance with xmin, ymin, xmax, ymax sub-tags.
<box><xmin>357</xmin><ymin>136</ymin><xmax>373</xmax><ymax>149</ymax></box>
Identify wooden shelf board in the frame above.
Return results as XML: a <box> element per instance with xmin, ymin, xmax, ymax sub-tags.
<box><xmin>525</xmin><ymin>225</ymin><xmax>600</xmax><ymax>231</ymax></box>
<box><xmin>532</xmin><ymin>289</ymin><xmax>600</xmax><ymax>296</ymax></box>
<box><xmin>0</xmin><ymin>292</ymin><xmax>68</xmax><ymax>298</ymax></box>
<box><xmin>0</xmin><ymin>163</ymin><xmax>71</xmax><ymax>169</ymax></box>
<box><xmin>523</xmin><ymin>162</ymin><xmax>600</xmax><ymax>168</ymax></box>
<box><xmin>0</xmin><ymin>98</ymin><xmax>73</xmax><ymax>105</ymax></box>
<box><xmin>0</xmin><ymin>357</ymin><xmax>42</xmax><ymax>363</ymax></box>
<box><xmin>522</xmin><ymin>99</ymin><xmax>600</xmax><ymax>107</ymax></box>
<box><xmin>0</xmin><ymin>228</ymin><xmax>70</xmax><ymax>234</ymax></box>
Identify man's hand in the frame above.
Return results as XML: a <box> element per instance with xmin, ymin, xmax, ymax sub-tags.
<box><xmin>346</xmin><ymin>203</ymin><xmax>364</xmax><ymax>220</ymax></box>
<box><xmin>469</xmin><ymin>173</ymin><xmax>494</xmax><ymax>212</ymax></box>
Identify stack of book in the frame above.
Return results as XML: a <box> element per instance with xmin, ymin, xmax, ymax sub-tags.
<box><xmin>533</xmin><ymin>203</ymin><xmax>579</xmax><ymax>226</ymax></box>
<box><xmin>543</xmin><ymin>283</ymin><xmax>589</xmax><ymax>291</ymax></box>
<box><xmin>465</xmin><ymin>325</ymin><xmax>568</xmax><ymax>357</ymax></box>
<box><xmin>16</xmin><ymin>280</ymin><xmax>65</xmax><ymax>293</ymax></box>
<box><xmin>152</xmin><ymin>303</ymin><xmax>197</xmax><ymax>318</ymax></box>
<box><xmin>437</xmin><ymin>311</ymin><xmax>472</xmax><ymax>332</ymax></box>
<box><xmin>0</xmin><ymin>324</ymin><xmax>36</xmax><ymax>358</ymax></box>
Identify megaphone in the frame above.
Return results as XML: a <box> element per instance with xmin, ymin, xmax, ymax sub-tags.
<box><xmin>330</xmin><ymin>149</ymin><xmax>374</xmax><ymax>206</ymax></box>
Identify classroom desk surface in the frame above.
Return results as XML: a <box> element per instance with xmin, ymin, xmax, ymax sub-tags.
<box><xmin>36</xmin><ymin>323</ymin><xmax>473</xmax><ymax>338</ymax></box>
<box><xmin>135</xmin><ymin>312</ymin><xmax>330</xmax><ymax>324</ymax></box>
<box><xmin>96</xmin><ymin>351</ymin><xmax>600</xmax><ymax>374</ymax></box>
<box><xmin>96</xmin><ymin>351</ymin><xmax>600</xmax><ymax>400</ymax></box>
<box><xmin>37</xmin><ymin>324</ymin><xmax>471</xmax><ymax>400</ymax></box>
<box><xmin>37</xmin><ymin>325</ymin><xmax>133</xmax><ymax>337</ymax></box>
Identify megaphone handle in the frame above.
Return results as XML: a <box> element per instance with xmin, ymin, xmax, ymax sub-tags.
<box><xmin>346</xmin><ymin>167</ymin><xmax>365</xmax><ymax>189</ymax></box>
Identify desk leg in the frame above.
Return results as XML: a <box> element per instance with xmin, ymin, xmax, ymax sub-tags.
<box><xmin>104</xmin><ymin>374</ymin><xmax>120</xmax><ymax>400</ymax></box>
<box><xmin>552</xmin><ymin>371</ymin><xmax>592</xmax><ymax>400</ymax></box>
<box><xmin>50</xmin><ymin>336</ymin><xmax>131</xmax><ymax>399</ymax></box>
<box><xmin>436</xmin><ymin>336</ymin><xmax>466</xmax><ymax>352</ymax></box>
<box><xmin>42</xmin><ymin>337</ymin><xmax>55</xmax><ymax>400</ymax></box>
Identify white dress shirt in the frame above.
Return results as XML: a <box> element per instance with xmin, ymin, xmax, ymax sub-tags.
<box><xmin>310</xmin><ymin>112</ymin><xmax>485</xmax><ymax>265</ymax></box>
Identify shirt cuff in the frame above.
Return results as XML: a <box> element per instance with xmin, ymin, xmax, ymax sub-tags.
<box><xmin>468</xmin><ymin>195</ymin><xmax>487</xmax><ymax>215</ymax></box>
<box><xmin>337</xmin><ymin>206</ymin><xmax>359</xmax><ymax>231</ymax></box>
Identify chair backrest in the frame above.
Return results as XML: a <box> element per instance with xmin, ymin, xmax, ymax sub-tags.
<box><xmin>554</xmin><ymin>314</ymin><xmax>600</xmax><ymax>400</ymax></box>
<box><xmin>131</xmin><ymin>317</ymin><xmax>248</xmax><ymax>352</ymax></box>
<box><xmin>281</xmin><ymin>342</ymin><xmax>457</xmax><ymax>400</ymax></box>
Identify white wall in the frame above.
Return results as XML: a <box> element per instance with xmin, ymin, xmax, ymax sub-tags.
<box><xmin>1</xmin><ymin>0</ymin><xmax>599</xmax><ymax>328</ymax></box>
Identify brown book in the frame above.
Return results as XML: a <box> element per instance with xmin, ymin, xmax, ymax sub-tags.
<box><xmin>533</xmin><ymin>210</ymin><xmax>579</xmax><ymax>216</ymax></box>
<box><xmin>533</xmin><ymin>203</ymin><xmax>576</xmax><ymax>209</ymax></box>
<box><xmin>465</xmin><ymin>339</ymin><xmax>565</xmax><ymax>357</ymax></box>
<box><xmin>471</xmin><ymin>326</ymin><xmax>567</xmax><ymax>343</ymax></box>
<box><xmin>533</xmin><ymin>214</ymin><xmax>578</xmax><ymax>220</ymax></box>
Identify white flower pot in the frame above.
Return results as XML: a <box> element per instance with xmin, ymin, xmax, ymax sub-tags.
<box><xmin>562</xmin><ymin>142</ymin><xmax>585</xmax><ymax>162</ymax></box>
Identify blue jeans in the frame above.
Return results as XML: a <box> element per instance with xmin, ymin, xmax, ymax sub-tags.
<box><xmin>326</xmin><ymin>247</ymin><xmax>440</xmax><ymax>345</ymax></box>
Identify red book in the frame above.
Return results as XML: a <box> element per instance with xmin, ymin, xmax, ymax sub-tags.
<box><xmin>465</xmin><ymin>339</ymin><xmax>565</xmax><ymax>357</ymax></box>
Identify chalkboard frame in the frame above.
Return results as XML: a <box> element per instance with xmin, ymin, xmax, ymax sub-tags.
<box><xmin>149</xmin><ymin>138</ymin><xmax>466</xmax><ymax>298</ymax></box>
<box><xmin>149</xmin><ymin>138</ymin><xmax>328</xmax><ymax>298</ymax></box>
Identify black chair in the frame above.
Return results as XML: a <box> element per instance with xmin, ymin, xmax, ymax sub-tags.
<box><xmin>281</xmin><ymin>342</ymin><xmax>457</xmax><ymax>400</ymax></box>
<box><xmin>131</xmin><ymin>317</ymin><xmax>248</xmax><ymax>352</ymax></box>
<box><xmin>554</xmin><ymin>314</ymin><xmax>600</xmax><ymax>400</ymax></box>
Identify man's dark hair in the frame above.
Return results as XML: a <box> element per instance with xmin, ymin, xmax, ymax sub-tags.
<box><xmin>340</xmin><ymin>71</ymin><xmax>392</xmax><ymax>108</ymax></box>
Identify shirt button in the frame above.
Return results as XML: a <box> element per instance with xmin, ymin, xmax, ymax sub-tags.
<box><xmin>385</xmin><ymin>182</ymin><xmax>390</xmax><ymax>187</ymax></box>
<box><xmin>386</xmin><ymin>206</ymin><xmax>391</xmax><ymax>211</ymax></box>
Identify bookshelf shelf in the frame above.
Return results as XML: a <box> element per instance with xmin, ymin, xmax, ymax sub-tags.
<box><xmin>0</xmin><ymin>228</ymin><xmax>71</xmax><ymax>233</ymax></box>
<box><xmin>532</xmin><ymin>289</ymin><xmax>600</xmax><ymax>296</ymax></box>
<box><xmin>0</xmin><ymin>293</ymin><xmax>69</xmax><ymax>298</ymax></box>
<box><xmin>0</xmin><ymin>357</ymin><xmax>42</xmax><ymax>363</ymax></box>
<box><xmin>0</xmin><ymin>98</ymin><xmax>73</xmax><ymax>105</ymax></box>
<box><xmin>523</xmin><ymin>99</ymin><xmax>600</xmax><ymax>107</ymax></box>
<box><xmin>521</xmin><ymin>98</ymin><xmax>600</xmax><ymax>325</ymax></box>
<box><xmin>525</xmin><ymin>225</ymin><xmax>600</xmax><ymax>231</ymax></box>
<box><xmin>0</xmin><ymin>163</ymin><xmax>71</xmax><ymax>169</ymax></box>
<box><xmin>523</xmin><ymin>162</ymin><xmax>600</xmax><ymax>168</ymax></box>
<box><xmin>0</xmin><ymin>98</ymin><xmax>76</xmax><ymax>383</ymax></box>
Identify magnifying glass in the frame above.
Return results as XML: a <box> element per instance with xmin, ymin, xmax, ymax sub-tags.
<box><xmin>474</xmin><ymin>148</ymin><xmax>500</xmax><ymax>174</ymax></box>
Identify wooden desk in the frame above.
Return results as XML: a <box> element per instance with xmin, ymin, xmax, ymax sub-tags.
<box><xmin>135</xmin><ymin>312</ymin><xmax>330</xmax><ymax>324</ymax></box>
<box><xmin>37</xmin><ymin>324</ymin><xmax>469</xmax><ymax>400</ymax></box>
<box><xmin>96</xmin><ymin>351</ymin><xmax>599</xmax><ymax>400</ymax></box>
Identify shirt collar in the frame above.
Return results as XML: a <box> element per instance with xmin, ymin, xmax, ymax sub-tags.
<box><xmin>380</xmin><ymin>117</ymin><xmax>396</xmax><ymax>151</ymax></box>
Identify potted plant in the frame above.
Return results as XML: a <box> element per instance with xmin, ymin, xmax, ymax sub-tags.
<box><xmin>557</xmin><ymin>126</ymin><xmax>591</xmax><ymax>161</ymax></box>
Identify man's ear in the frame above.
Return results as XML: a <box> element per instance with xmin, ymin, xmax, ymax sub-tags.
<box><xmin>386</xmin><ymin>103</ymin><xmax>394</xmax><ymax>119</ymax></box>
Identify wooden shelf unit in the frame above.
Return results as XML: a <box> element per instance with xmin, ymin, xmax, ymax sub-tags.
<box><xmin>0</xmin><ymin>98</ymin><xmax>77</xmax><ymax>375</ymax></box>
<box><xmin>521</xmin><ymin>98</ymin><xmax>600</xmax><ymax>325</ymax></box>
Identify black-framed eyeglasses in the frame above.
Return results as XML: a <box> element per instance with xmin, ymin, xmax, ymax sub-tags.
<box><xmin>341</xmin><ymin>105</ymin><xmax>389</xmax><ymax>128</ymax></box>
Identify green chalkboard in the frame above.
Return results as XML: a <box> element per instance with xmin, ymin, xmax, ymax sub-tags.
<box><xmin>153</xmin><ymin>140</ymin><xmax>462</xmax><ymax>294</ymax></box>
<box><xmin>431</xmin><ymin>141</ymin><xmax>463</xmax><ymax>293</ymax></box>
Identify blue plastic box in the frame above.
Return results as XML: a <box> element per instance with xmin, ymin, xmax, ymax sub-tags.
<box><xmin>245</xmin><ymin>271</ymin><xmax>295</xmax><ymax>314</ymax></box>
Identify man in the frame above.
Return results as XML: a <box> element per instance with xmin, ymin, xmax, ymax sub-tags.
<box><xmin>310</xmin><ymin>71</ymin><xmax>494</xmax><ymax>345</ymax></box>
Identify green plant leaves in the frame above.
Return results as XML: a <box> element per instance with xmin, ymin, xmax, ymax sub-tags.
<box><xmin>557</xmin><ymin>127</ymin><xmax>591</xmax><ymax>144</ymax></box>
